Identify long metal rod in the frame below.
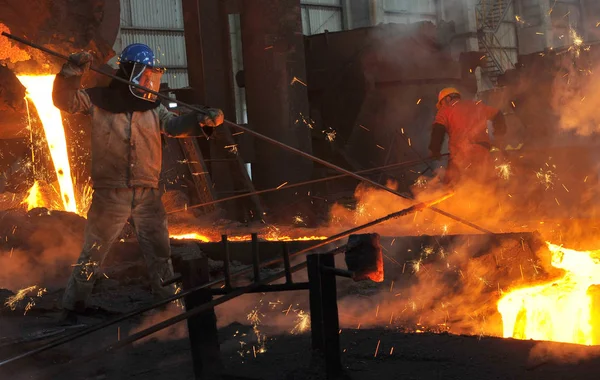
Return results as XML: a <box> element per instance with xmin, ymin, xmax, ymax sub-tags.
<box><xmin>168</xmin><ymin>154</ymin><xmax>449</xmax><ymax>214</ymax></box>
<box><xmin>60</xmin><ymin>195</ymin><xmax>453</xmax><ymax>366</ymax></box>
<box><xmin>0</xmin><ymin>194</ymin><xmax>450</xmax><ymax>368</ymax></box>
<box><xmin>2</xmin><ymin>32</ymin><xmax>492</xmax><ymax>234</ymax></box>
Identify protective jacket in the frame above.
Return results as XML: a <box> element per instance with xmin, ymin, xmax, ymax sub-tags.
<box><xmin>53</xmin><ymin>70</ymin><xmax>207</xmax><ymax>189</ymax></box>
<box><xmin>430</xmin><ymin>99</ymin><xmax>506</xmax><ymax>183</ymax></box>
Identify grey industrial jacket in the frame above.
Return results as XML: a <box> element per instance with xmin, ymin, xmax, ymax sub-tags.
<box><xmin>52</xmin><ymin>72</ymin><xmax>205</xmax><ymax>189</ymax></box>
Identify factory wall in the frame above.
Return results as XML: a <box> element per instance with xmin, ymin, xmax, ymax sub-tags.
<box><xmin>113</xmin><ymin>0</ymin><xmax>189</xmax><ymax>89</ymax></box>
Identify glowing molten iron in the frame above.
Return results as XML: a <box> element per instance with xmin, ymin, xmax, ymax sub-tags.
<box><xmin>497</xmin><ymin>242</ymin><xmax>600</xmax><ymax>345</ymax></box>
<box><xmin>170</xmin><ymin>233</ymin><xmax>327</xmax><ymax>242</ymax></box>
<box><xmin>17</xmin><ymin>75</ymin><xmax>77</xmax><ymax>213</ymax></box>
<box><xmin>170</xmin><ymin>233</ymin><xmax>211</xmax><ymax>242</ymax></box>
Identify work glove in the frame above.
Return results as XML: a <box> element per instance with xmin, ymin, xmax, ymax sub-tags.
<box><xmin>197</xmin><ymin>108</ymin><xmax>224</xmax><ymax>128</ymax></box>
<box><xmin>62</xmin><ymin>51</ymin><xmax>93</xmax><ymax>77</ymax></box>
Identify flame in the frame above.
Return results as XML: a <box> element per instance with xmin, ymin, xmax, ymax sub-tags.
<box><xmin>497</xmin><ymin>242</ymin><xmax>600</xmax><ymax>345</ymax></box>
<box><xmin>169</xmin><ymin>232</ymin><xmax>327</xmax><ymax>243</ymax></box>
<box><xmin>21</xmin><ymin>181</ymin><xmax>45</xmax><ymax>210</ymax></box>
<box><xmin>17</xmin><ymin>75</ymin><xmax>78</xmax><ymax>214</ymax></box>
<box><xmin>0</xmin><ymin>23</ymin><xmax>31</xmax><ymax>62</ymax></box>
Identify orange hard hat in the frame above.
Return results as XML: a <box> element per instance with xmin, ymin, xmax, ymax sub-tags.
<box><xmin>437</xmin><ymin>87</ymin><xmax>461</xmax><ymax>109</ymax></box>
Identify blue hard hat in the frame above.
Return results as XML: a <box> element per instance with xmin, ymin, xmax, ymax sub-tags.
<box><xmin>119</xmin><ymin>43</ymin><xmax>155</xmax><ymax>67</ymax></box>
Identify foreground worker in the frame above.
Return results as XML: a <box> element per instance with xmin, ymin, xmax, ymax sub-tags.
<box><xmin>429</xmin><ymin>88</ymin><xmax>506</xmax><ymax>185</ymax></box>
<box><xmin>53</xmin><ymin>44</ymin><xmax>224</xmax><ymax>323</ymax></box>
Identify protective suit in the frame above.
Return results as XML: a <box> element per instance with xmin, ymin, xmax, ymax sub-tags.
<box><xmin>53</xmin><ymin>44</ymin><xmax>224</xmax><ymax>319</ymax></box>
<box><xmin>429</xmin><ymin>88</ymin><xmax>506</xmax><ymax>185</ymax></box>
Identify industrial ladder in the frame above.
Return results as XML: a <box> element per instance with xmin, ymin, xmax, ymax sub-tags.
<box><xmin>476</xmin><ymin>0</ymin><xmax>516</xmax><ymax>85</ymax></box>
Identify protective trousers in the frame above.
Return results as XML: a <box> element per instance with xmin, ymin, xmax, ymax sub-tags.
<box><xmin>444</xmin><ymin>146</ymin><xmax>493</xmax><ymax>186</ymax></box>
<box><xmin>62</xmin><ymin>187</ymin><xmax>175</xmax><ymax>311</ymax></box>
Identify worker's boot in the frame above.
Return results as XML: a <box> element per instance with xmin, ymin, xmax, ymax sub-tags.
<box><xmin>57</xmin><ymin>301</ymin><xmax>92</xmax><ymax>325</ymax></box>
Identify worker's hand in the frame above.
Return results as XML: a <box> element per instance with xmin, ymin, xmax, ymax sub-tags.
<box><xmin>63</xmin><ymin>51</ymin><xmax>93</xmax><ymax>77</ymax></box>
<box><xmin>429</xmin><ymin>150</ymin><xmax>441</xmax><ymax>160</ymax></box>
<box><xmin>197</xmin><ymin>108</ymin><xmax>224</xmax><ymax>127</ymax></box>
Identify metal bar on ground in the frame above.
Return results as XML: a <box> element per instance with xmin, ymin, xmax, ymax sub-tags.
<box><xmin>321</xmin><ymin>266</ymin><xmax>353</xmax><ymax>279</ymax></box>
<box><xmin>0</xmin><ymin>194</ymin><xmax>450</xmax><ymax>368</ymax></box>
<box><xmin>222</xmin><ymin>235</ymin><xmax>232</xmax><ymax>289</ymax></box>
<box><xmin>251</xmin><ymin>233</ymin><xmax>260</xmax><ymax>282</ymax></box>
<box><xmin>282</xmin><ymin>243</ymin><xmax>293</xmax><ymax>284</ymax></box>
<box><xmin>2</xmin><ymin>32</ymin><xmax>490</xmax><ymax>234</ymax></box>
<box><xmin>210</xmin><ymin>282</ymin><xmax>310</xmax><ymax>295</ymax></box>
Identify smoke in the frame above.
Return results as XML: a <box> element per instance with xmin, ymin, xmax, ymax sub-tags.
<box><xmin>131</xmin><ymin>303</ymin><xmax>188</xmax><ymax>345</ymax></box>
<box><xmin>0</xmin><ymin>210</ymin><xmax>83</xmax><ymax>292</ymax></box>
<box><xmin>549</xmin><ymin>34</ymin><xmax>600</xmax><ymax>136</ymax></box>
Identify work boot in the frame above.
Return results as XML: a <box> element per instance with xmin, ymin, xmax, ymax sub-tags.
<box><xmin>58</xmin><ymin>309</ymin><xmax>79</xmax><ymax>326</ymax></box>
<box><xmin>57</xmin><ymin>301</ymin><xmax>89</xmax><ymax>325</ymax></box>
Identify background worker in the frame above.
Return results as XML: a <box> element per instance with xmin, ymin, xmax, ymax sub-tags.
<box><xmin>429</xmin><ymin>87</ymin><xmax>506</xmax><ymax>186</ymax></box>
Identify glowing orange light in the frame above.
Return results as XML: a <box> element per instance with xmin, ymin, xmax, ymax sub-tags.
<box><xmin>497</xmin><ymin>242</ymin><xmax>600</xmax><ymax>345</ymax></box>
<box><xmin>17</xmin><ymin>75</ymin><xmax>77</xmax><ymax>214</ymax></box>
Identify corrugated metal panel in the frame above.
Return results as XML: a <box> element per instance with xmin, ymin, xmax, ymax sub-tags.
<box><xmin>301</xmin><ymin>6</ymin><xmax>343</xmax><ymax>35</ymax></box>
<box><xmin>301</xmin><ymin>0</ymin><xmax>341</xmax><ymax>5</ymax></box>
<box><xmin>383</xmin><ymin>0</ymin><xmax>436</xmax><ymax>24</ymax></box>
<box><xmin>384</xmin><ymin>0</ymin><xmax>435</xmax><ymax>14</ymax></box>
<box><xmin>120</xmin><ymin>0</ymin><xmax>132</xmax><ymax>26</ymax></box>
<box><xmin>120</xmin><ymin>0</ymin><xmax>183</xmax><ymax>28</ymax></box>
<box><xmin>120</xmin><ymin>30</ymin><xmax>187</xmax><ymax>67</ymax></box>
<box><xmin>163</xmin><ymin>69</ymin><xmax>189</xmax><ymax>89</ymax></box>
<box><xmin>384</xmin><ymin>13</ymin><xmax>435</xmax><ymax>24</ymax></box>
<box><xmin>118</xmin><ymin>0</ymin><xmax>188</xmax><ymax>89</ymax></box>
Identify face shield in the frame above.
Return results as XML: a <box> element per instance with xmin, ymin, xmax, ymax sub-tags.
<box><xmin>128</xmin><ymin>62</ymin><xmax>165</xmax><ymax>102</ymax></box>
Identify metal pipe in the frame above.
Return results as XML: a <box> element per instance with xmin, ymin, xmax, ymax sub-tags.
<box><xmin>222</xmin><ymin>235</ymin><xmax>232</xmax><ymax>289</ymax></box>
<box><xmin>251</xmin><ymin>233</ymin><xmax>260</xmax><ymax>282</ymax></box>
<box><xmin>282</xmin><ymin>243</ymin><xmax>293</xmax><ymax>284</ymax></box>
<box><xmin>167</xmin><ymin>154</ymin><xmax>449</xmax><ymax>214</ymax></box>
<box><xmin>2</xmin><ymin>31</ymin><xmax>491</xmax><ymax>234</ymax></box>
<box><xmin>321</xmin><ymin>266</ymin><xmax>353</xmax><ymax>279</ymax></box>
<box><xmin>210</xmin><ymin>282</ymin><xmax>310</xmax><ymax>295</ymax></box>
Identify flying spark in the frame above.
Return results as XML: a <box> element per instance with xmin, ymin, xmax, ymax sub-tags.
<box><xmin>290</xmin><ymin>76</ymin><xmax>307</xmax><ymax>86</ymax></box>
<box><xmin>323</xmin><ymin>128</ymin><xmax>337</xmax><ymax>142</ymax></box>
<box><xmin>495</xmin><ymin>163</ymin><xmax>512</xmax><ymax>180</ymax></box>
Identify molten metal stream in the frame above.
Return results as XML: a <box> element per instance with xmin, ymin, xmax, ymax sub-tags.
<box><xmin>17</xmin><ymin>75</ymin><xmax>77</xmax><ymax>213</ymax></box>
<box><xmin>498</xmin><ymin>242</ymin><xmax>600</xmax><ymax>345</ymax></box>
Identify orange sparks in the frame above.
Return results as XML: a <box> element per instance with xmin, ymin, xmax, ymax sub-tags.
<box><xmin>276</xmin><ymin>182</ymin><xmax>288</xmax><ymax>189</ymax></box>
<box><xmin>374</xmin><ymin>340</ymin><xmax>380</xmax><ymax>357</ymax></box>
<box><xmin>290</xmin><ymin>76</ymin><xmax>307</xmax><ymax>86</ymax></box>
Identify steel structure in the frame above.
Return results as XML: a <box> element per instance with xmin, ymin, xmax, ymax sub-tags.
<box><xmin>476</xmin><ymin>0</ymin><xmax>518</xmax><ymax>85</ymax></box>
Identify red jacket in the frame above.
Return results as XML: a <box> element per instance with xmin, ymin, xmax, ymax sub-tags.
<box><xmin>432</xmin><ymin>99</ymin><xmax>500</xmax><ymax>160</ymax></box>
<box><xmin>430</xmin><ymin>99</ymin><xmax>504</xmax><ymax>184</ymax></box>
